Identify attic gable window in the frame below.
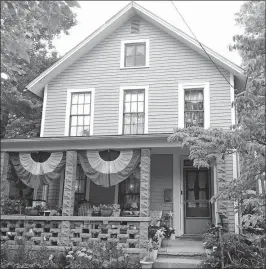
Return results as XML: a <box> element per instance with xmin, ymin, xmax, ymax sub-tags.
<box><xmin>120</xmin><ymin>39</ymin><xmax>149</xmax><ymax>69</ymax></box>
<box><xmin>65</xmin><ymin>89</ymin><xmax>95</xmax><ymax>136</ymax></box>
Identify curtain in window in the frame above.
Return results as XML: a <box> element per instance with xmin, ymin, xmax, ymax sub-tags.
<box><xmin>184</xmin><ymin>90</ymin><xmax>203</xmax><ymax>101</ymax></box>
<box><xmin>10</xmin><ymin>152</ymin><xmax>66</xmax><ymax>189</ymax></box>
<box><xmin>78</xmin><ymin>150</ymin><xmax>140</xmax><ymax>188</ymax></box>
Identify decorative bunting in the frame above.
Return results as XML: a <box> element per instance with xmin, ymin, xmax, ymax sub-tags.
<box><xmin>10</xmin><ymin>152</ymin><xmax>66</xmax><ymax>189</ymax></box>
<box><xmin>78</xmin><ymin>150</ymin><xmax>140</xmax><ymax>188</ymax></box>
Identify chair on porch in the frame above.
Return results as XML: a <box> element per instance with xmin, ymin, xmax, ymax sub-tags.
<box><xmin>150</xmin><ymin>210</ymin><xmax>163</xmax><ymax>227</ymax></box>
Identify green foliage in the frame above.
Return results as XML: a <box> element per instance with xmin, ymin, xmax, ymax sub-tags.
<box><xmin>65</xmin><ymin>241</ymin><xmax>140</xmax><ymax>268</ymax></box>
<box><xmin>1</xmin><ymin>240</ymin><xmax>67</xmax><ymax>268</ymax></box>
<box><xmin>1</xmin><ymin>197</ymin><xmax>26</xmax><ymax>215</ymax></box>
<box><xmin>1</xmin><ymin>1</ymin><xmax>80</xmax><ymax>138</ymax></box>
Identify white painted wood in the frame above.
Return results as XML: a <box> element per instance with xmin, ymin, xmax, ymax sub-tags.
<box><xmin>213</xmin><ymin>165</ymin><xmax>218</xmax><ymax>225</ymax></box>
<box><xmin>64</xmin><ymin>88</ymin><xmax>95</xmax><ymax>136</ymax></box>
<box><xmin>120</xmin><ymin>39</ymin><xmax>150</xmax><ymax>69</ymax></box>
<box><xmin>118</xmin><ymin>85</ymin><xmax>149</xmax><ymax>134</ymax></box>
<box><xmin>58</xmin><ymin>170</ymin><xmax>64</xmax><ymax>207</ymax></box>
<box><xmin>230</xmin><ymin>73</ymin><xmax>236</xmax><ymax>126</ymax></box>
<box><xmin>40</xmin><ymin>85</ymin><xmax>48</xmax><ymax>137</ymax></box>
<box><xmin>173</xmin><ymin>151</ymin><xmax>180</xmax><ymax>236</ymax></box>
<box><xmin>178</xmin><ymin>82</ymin><xmax>210</xmax><ymax>129</ymax></box>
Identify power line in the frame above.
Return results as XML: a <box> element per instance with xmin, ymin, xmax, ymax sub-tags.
<box><xmin>170</xmin><ymin>1</ymin><xmax>235</xmax><ymax>89</ymax></box>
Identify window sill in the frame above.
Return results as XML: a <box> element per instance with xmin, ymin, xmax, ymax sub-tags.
<box><xmin>120</xmin><ymin>66</ymin><xmax>149</xmax><ymax>70</ymax></box>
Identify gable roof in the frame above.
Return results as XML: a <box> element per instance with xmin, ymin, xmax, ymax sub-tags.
<box><xmin>26</xmin><ymin>1</ymin><xmax>246</xmax><ymax>97</ymax></box>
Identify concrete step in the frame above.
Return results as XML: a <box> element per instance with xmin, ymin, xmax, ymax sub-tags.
<box><xmin>153</xmin><ymin>257</ymin><xmax>202</xmax><ymax>268</ymax></box>
<box><xmin>161</xmin><ymin>239</ymin><xmax>205</xmax><ymax>251</ymax></box>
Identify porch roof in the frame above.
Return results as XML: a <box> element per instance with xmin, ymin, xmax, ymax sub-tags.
<box><xmin>1</xmin><ymin>133</ymin><xmax>180</xmax><ymax>152</ymax></box>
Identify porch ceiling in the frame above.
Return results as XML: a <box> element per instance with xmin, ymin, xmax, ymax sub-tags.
<box><xmin>1</xmin><ymin>134</ymin><xmax>180</xmax><ymax>152</ymax></box>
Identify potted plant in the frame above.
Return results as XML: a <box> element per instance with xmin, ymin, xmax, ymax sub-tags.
<box><xmin>140</xmin><ymin>240</ymin><xmax>155</xmax><ymax>269</ymax></box>
<box><xmin>92</xmin><ymin>205</ymin><xmax>100</xmax><ymax>216</ymax></box>
<box><xmin>26</xmin><ymin>206</ymin><xmax>39</xmax><ymax>216</ymax></box>
<box><xmin>88</xmin><ymin>208</ymin><xmax>93</xmax><ymax>216</ymax></box>
<box><xmin>112</xmin><ymin>204</ymin><xmax>121</xmax><ymax>217</ymax></box>
<box><xmin>151</xmin><ymin>240</ymin><xmax>159</xmax><ymax>260</ymax></box>
<box><xmin>100</xmin><ymin>204</ymin><xmax>113</xmax><ymax>217</ymax></box>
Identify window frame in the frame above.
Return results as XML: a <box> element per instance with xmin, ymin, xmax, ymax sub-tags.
<box><xmin>120</xmin><ymin>39</ymin><xmax>150</xmax><ymax>69</ymax></box>
<box><xmin>118</xmin><ymin>85</ymin><xmax>149</xmax><ymax>135</ymax></box>
<box><xmin>64</xmin><ymin>88</ymin><xmax>95</xmax><ymax>136</ymax></box>
<box><xmin>178</xmin><ymin>82</ymin><xmax>210</xmax><ymax>129</ymax></box>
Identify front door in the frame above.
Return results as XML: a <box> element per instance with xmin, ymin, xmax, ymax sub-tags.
<box><xmin>183</xmin><ymin>168</ymin><xmax>211</xmax><ymax>234</ymax></box>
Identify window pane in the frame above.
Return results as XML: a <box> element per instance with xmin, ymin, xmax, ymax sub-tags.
<box><xmin>135</xmin><ymin>55</ymin><xmax>145</xmax><ymax>66</ymax></box>
<box><xmin>83</xmin><ymin>126</ymin><xmax>90</xmax><ymax>134</ymax></box>
<box><xmin>84</xmin><ymin>116</ymin><xmax>90</xmax><ymax>125</ymax></box>
<box><xmin>78</xmin><ymin>105</ymin><xmax>83</xmax><ymax>114</ymax></box>
<box><xmin>138</xmin><ymin>93</ymin><xmax>144</xmax><ymax>101</ymax></box>
<box><xmin>71</xmin><ymin>105</ymin><xmax>77</xmax><ymax>115</ymax></box>
<box><xmin>136</xmin><ymin>45</ymin><xmax>145</xmax><ymax>55</ymax></box>
<box><xmin>124</xmin><ymin>114</ymin><xmax>130</xmax><ymax>125</ymax></box>
<box><xmin>84</xmin><ymin>94</ymin><xmax>91</xmax><ymax>103</ymax></box>
<box><xmin>125</xmin><ymin>45</ymin><xmax>135</xmax><ymax>56</ymax></box>
<box><xmin>125</xmin><ymin>93</ymin><xmax>131</xmax><ymax>102</ymax></box>
<box><xmin>124</xmin><ymin>125</ymin><xmax>130</xmax><ymax>134</ymax></box>
<box><xmin>131</xmin><ymin>102</ymin><xmax>137</xmax><ymax>112</ymax></box>
<box><xmin>77</xmin><ymin>127</ymin><xmax>84</xmax><ymax>136</ymax></box>
<box><xmin>132</xmin><ymin>94</ymin><xmax>137</xmax><ymax>102</ymax></box>
<box><xmin>71</xmin><ymin>116</ymin><xmax>77</xmax><ymax>126</ymax></box>
<box><xmin>138</xmin><ymin>114</ymin><xmax>144</xmax><ymax>124</ymax></box>
<box><xmin>84</xmin><ymin>104</ymin><xmax>90</xmax><ymax>114</ymax></box>
<box><xmin>138</xmin><ymin>102</ymin><xmax>144</xmax><ymax>112</ymax></box>
<box><xmin>72</xmin><ymin>94</ymin><xmax>78</xmax><ymax>104</ymax></box>
<box><xmin>131</xmin><ymin>115</ymin><xmax>137</xmax><ymax>125</ymax></box>
<box><xmin>131</xmin><ymin>124</ymin><xmax>137</xmax><ymax>134</ymax></box>
<box><xmin>70</xmin><ymin>127</ymin><xmax>76</xmax><ymax>136</ymax></box>
<box><xmin>125</xmin><ymin>56</ymin><xmax>134</xmax><ymax>67</ymax></box>
<box><xmin>78</xmin><ymin>116</ymin><xmax>83</xmax><ymax>126</ymax></box>
<box><xmin>125</xmin><ymin>102</ymin><xmax>131</xmax><ymax>113</ymax></box>
<box><xmin>137</xmin><ymin>124</ymin><xmax>144</xmax><ymax>134</ymax></box>
<box><xmin>78</xmin><ymin>94</ymin><xmax>84</xmax><ymax>104</ymax></box>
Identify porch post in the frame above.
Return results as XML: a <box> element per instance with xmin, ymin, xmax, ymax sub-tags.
<box><xmin>139</xmin><ymin>148</ymin><xmax>151</xmax><ymax>247</ymax></box>
<box><xmin>1</xmin><ymin>152</ymin><xmax>10</xmax><ymax>213</ymax></box>
<box><xmin>60</xmin><ymin>150</ymin><xmax>77</xmax><ymax>246</ymax></box>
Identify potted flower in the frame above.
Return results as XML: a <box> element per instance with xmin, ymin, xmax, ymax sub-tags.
<box><xmin>112</xmin><ymin>204</ymin><xmax>121</xmax><ymax>217</ymax></box>
<box><xmin>151</xmin><ymin>240</ymin><xmax>159</xmax><ymax>260</ymax></box>
<box><xmin>100</xmin><ymin>204</ymin><xmax>113</xmax><ymax>217</ymax></box>
<box><xmin>140</xmin><ymin>240</ymin><xmax>155</xmax><ymax>269</ymax></box>
<box><xmin>92</xmin><ymin>205</ymin><xmax>100</xmax><ymax>216</ymax></box>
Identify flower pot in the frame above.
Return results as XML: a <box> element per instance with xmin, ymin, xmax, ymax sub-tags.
<box><xmin>113</xmin><ymin>211</ymin><xmax>120</xmax><ymax>217</ymax></box>
<box><xmin>27</xmin><ymin>209</ymin><xmax>39</xmax><ymax>216</ymax></box>
<box><xmin>152</xmin><ymin>249</ymin><xmax>158</xmax><ymax>260</ymax></box>
<box><xmin>140</xmin><ymin>260</ymin><xmax>154</xmax><ymax>269</ymax></box>
<box><xmin>44</xmin><ymin>211</ymin><xmax>51</xmax><ymax>216</ymax></box>
<box><xmin>100</xmin><ymin>209</ymin><xmax>113</xmax><ymax>217</ymax></box>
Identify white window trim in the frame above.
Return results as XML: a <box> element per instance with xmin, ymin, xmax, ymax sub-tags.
<box><xmin>64</xmin><ymin>88</ymin><xmax>95</xmax><ymax>136</ymax></box>
<box><xmin>40</xmin><ymin>84</ymin><xmax>48</xmax><ymax>137</ymax></box>
<box><xmin>178</xmin><ymin>82</ymin><xmax>210</xmax><ymax>129</ymax></box>
<box><xmin>120</xmin><ymin>39</ymin><xmax>150</xmax><ymax>69</ymax></box>
<box><xmin>118</xmin><ymin>85</ymin><xmax>149</xmax><ymax>135</ymax></box>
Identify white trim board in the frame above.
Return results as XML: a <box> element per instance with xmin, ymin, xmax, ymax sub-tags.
<box><xmin>64</xmin><ymin>88</ymin><xmax>95</xmax><ymax>136</ymax></box>
<box><xmin>120</xmin><ymin>39</ymin><xmax>150</xmax><ymax>69</ymax></box>
<box><xmin>40</xmin><ymin>85</ymin><xmax>48</xmax><ymax>137</ymax></box>
<box><xmin>118</xmin><ymin>85</ymin><xmax>149</xmax><ymax>135</ymax></box>
<box><xmin>178</xmin><ymin>82</ymin><xmax>210</xmax><ymax>129</ymax></box>
<box><xmin>26</xmin><ymin>2</ymin><xmax>245</xmax><ymax>97</ymax></box>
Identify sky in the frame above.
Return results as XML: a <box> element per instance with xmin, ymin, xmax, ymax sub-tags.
<box><xmin>53</xmin><ymin>1</ymin><xmax>244</xmax><ymax>66</ymax></box>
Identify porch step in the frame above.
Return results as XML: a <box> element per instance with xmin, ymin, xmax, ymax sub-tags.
<box><xmin>153</xmin><ymin>257</ymin><xmax>202</xmax><ymax>268</ymax></box>
<box><xmin>159</xmin><ymin>247</ymin><xmax>205</xmax><ymax>259</ymax></box>
<box><xmin>161</xmin><ymin>239</ymin><xmax>205</xmax><ymax>251</ymax></box>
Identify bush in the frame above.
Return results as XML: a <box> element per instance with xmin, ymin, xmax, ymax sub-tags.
<box><xmin>1</xmin><ymin>240</ymin><xmax>67</xmax><ymax>269</ymax></box>
<box><xmin>201</xmin><ymin>230</ymin><xmax>266</xmax><ymax>269</ymax></box>
<box><xmin>65</xmin><ymin>241</ymin><xmax>140</xmax><ymax>269</ymax></box>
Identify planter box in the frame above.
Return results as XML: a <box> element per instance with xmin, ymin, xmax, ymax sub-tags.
<box><xmin>140</xmin><ymin>260</ymin><xmax>154</xmax><ymax>269</ymax></box>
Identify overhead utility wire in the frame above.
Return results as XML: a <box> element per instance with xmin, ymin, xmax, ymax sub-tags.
<box><xmin>170</xmin><ymin>1</ymin><xmax>235</xmax><ymax>89</ymax></box>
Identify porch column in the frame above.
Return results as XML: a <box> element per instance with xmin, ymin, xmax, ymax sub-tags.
<box><xmin>139</xmin><ymin>148</ymin><xmax>151</xmax><ymax>247</ymax></box>
<box><xmin>60</xmin><ymin>150</ymin><xmax>77</xmax><ymax>246</ymax></box>
<box><xmin>1</xmin><ymin>152</ymin><xmax>10</xmax><ymax>213</ymax></box>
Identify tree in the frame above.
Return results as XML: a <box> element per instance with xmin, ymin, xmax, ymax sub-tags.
<box><xmin>168</xmin><ymin>1</ymin><xmax>265</xmax><ymax>233</ymax></box>
<box><xmin>1</xmin><ymin>1</ymin><xmax>80</xmax><ymax>138</ymax></box>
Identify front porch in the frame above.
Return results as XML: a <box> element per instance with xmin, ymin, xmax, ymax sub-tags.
<box><xmin>0</xmin><ymin>134</ymin><xmax>231</xmax><ymax>251</ymax></box>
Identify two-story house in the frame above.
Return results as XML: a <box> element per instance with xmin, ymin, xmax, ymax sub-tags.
<box><xmin>1</xmin><ymin>2</ymin><xmax>245</xmax><ymax>249</ymax></box>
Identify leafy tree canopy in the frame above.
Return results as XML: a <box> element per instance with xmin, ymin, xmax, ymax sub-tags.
<box><xmin>1</xmin><ymin>1</ymin><xmax>80</xmax><ymax>138</ymax></box>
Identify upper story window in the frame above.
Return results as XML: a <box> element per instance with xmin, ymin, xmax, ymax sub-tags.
<box><xmin>120</xmin><ymin>39</ymin><xmax>149</xmax><ymax>69</ymax></box>
<box><xmin>178</xmin><ymin>83</ymin><xmax>210</xmax><ymax>129</ymax></box>
<box><xmin>65</xmin><ymin>89</ymin><xmax>95</xmax><ymax>136</ymax></box>
<box><xmin>119</xmin><ymin>86</ymin><xmax>148</xmax><ymax>135</ymax></box>
<box><xmin>184</xmin><ymin>89</ymin><xmax>204</xmax><ymax>128</ymax></box>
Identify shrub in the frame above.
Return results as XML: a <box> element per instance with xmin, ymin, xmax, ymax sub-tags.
<box><xmin>65</xmin><ymin>241</ymin><xmax>140</xmax><ymax>269</ymax></box>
